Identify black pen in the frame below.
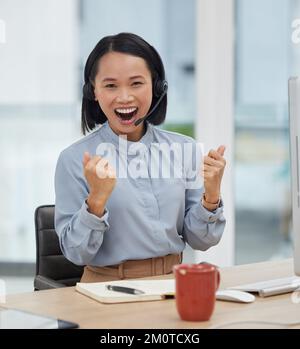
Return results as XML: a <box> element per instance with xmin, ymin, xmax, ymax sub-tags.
<box><xmin>106</xmin><ymin>285</ymin><xmax>145</xmax><ymax>295</ymax></box>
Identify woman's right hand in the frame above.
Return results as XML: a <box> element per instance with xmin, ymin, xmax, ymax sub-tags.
<box><xmin>83</xmin><ymin>152</ymin><xmax>116</xmax><ymax>217</ymax></box>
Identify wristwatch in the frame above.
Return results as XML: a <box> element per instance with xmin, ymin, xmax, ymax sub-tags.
<box><xmin>202</xmin><ymin>193</ymin><xmax>221</xmax><ymax>211</ymax></box>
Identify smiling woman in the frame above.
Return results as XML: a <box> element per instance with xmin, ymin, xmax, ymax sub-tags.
<box><xmin>54</xmin><ymin>32</ymin><xmax>226</xmax><ymax>284</ymax></box>
<box><xmin>93</xmin><ymin>51</ymin><xmax>152</xmax><ymax>140</ymax></box>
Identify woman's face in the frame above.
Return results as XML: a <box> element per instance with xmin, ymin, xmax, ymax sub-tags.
<box><xmin>93</xmin><ymin>51</ymin><xmax>153</xmax><ymax>142</ymax></box>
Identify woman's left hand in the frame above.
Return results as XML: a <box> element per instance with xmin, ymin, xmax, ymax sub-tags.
<box><xmin>203</xmin><ymin>145</ymin><xmax>226</xmax><ymax>203</ymax></box>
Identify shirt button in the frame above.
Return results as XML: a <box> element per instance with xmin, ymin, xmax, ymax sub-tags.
<box><xmin>208</xmin><ymin>216</ymin><xmax>215</xmax><ymax>223</ymax></box>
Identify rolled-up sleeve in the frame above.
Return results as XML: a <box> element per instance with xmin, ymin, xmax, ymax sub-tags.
<box><xmin>182</xmin><ymin>186</ymin><xmax>225</xmax><ymax>250</ymax></box>
<box><xmin>54</xmin><ymin>150</ymin><xmax>110</xmax><ymax>265</ymax></box>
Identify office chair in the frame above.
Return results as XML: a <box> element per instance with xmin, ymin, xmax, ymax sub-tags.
<box><xmin>34</xmin><ymin>205</ymin><xmax>84</xmax><ymax>290</ymax></box>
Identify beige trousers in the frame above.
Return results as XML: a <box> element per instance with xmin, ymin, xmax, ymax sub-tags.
<box><xmin>80</xmin><ymin>253</ymin><xmax>182</xmax><ymax>283</ymax></box>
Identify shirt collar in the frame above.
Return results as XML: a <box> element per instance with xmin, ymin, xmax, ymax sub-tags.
<box><xmin>100</xmin><ymin>121</ymin><xmax>154</xmax><ymax>151</ymax></box>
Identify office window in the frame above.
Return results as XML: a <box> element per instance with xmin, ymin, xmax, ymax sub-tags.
<box><xmin>0</xmin><ymin>0</ymin><xmax>80</xmax><ymax>265</ymax></box>
<box><xmin>234</xmin><ymin>0</ymin><xmax>300</xmax><ymax>263</ymax></box>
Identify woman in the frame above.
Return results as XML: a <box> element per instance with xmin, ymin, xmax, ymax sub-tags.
<box><xmin>55</xmin><ymin>32</ymin><xmax>226</xmax><ymax>283</ymax></box>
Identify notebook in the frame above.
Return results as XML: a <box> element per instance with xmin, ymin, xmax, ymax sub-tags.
<box><xmin>229</xmin><ymin>276</ymin><xmax>300</xmax><ymax>297</ymax></box>
<box><xmin>75</xmin><ymin>279</ymin><xmax>175</xmax><ymax>304</ymax></box>
<box><xmin>75</xmin><ymin>279</ymin><xmax>251</xmax><ymax>304</ymax></box>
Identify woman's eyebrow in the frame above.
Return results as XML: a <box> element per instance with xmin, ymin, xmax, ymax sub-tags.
<box><xmin>129</xmin><ymin>75</ymin><xmax>145</xmax><ymax>80</ymax></box>
<box><xmin>102</xmin><ymin>77</ymin><xmax>117</xmax><ymax>82</ymax></box>
<box><xmin>101</xmin><ymin>75</ymin><xmax>145</xmax><ymax>82</ymax></box>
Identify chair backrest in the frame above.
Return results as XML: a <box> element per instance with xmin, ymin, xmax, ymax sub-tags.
<box><xmin>34</xmin><ymin>205</ymin><xmax>83</xmax><ymax>290</ymax></box>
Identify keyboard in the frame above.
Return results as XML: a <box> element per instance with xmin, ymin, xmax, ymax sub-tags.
<box><xmin>230</xmin><ymin>276</ymin><xmax>300</xmax><ymax>297</ymax></box>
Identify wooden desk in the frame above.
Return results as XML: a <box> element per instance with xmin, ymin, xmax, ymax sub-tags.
<box><xmin>5</xmin><ymin>259</ymin><xmax>300</xmax><ymax>329</ymax></box>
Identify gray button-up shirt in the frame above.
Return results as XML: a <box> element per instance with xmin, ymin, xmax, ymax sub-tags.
<box><xmin>54</xmin><ymin>121</ymin><xmax>226</xmax><ymax>266</ymax></box>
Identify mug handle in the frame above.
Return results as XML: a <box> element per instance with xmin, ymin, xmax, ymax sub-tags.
<box><xmin>216</xmin><ymin>269</ymin><xmax>220</xmax><ymax>290</ymax></box>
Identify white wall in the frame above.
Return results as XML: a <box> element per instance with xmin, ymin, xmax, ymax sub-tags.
<box><xmin>194</xmin><ymin>0</ymin><xmax>235</xmax><ymax>267</ymax></box>
<box><xmin>0</xmin><ymin>0</ymin><xmax>78</xmax><ymax>104</ymax></box>
<box><xmin>80</xmin><ymin>0</ymin><xmax>166</xmax><ymax>63</ymax></box>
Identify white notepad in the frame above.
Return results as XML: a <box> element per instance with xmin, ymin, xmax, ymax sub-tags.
<box><xmin>230</xmin><ymin>276</ymin><xmax>300</xmax><ymax>297</ymax></box>
<box><xmin>76</xmin><ymin>279</ymin><xmax>175</xmax><ymax>304</ymax></box>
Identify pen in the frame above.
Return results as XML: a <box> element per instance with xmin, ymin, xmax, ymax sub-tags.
<box><xmin>106</xmin><ymin>285</ymin><xmax>145</xmax><ymax>295</ymax></box>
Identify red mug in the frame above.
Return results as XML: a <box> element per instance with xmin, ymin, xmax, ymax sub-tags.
<box><xmin>173</xmin><ymin>263</ymin><xmax>220</xmax><ymax>321</ymax></box>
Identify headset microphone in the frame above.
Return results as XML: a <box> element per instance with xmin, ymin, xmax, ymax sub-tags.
<box><xmin>134</xmin><ymin>81</ymin><xmax>168</xmax><ymax>127</ymax></box>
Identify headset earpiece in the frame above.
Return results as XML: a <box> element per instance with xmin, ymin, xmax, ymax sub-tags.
<box><xmin>154</xmin><ymin>79</ymin><xmax>168</xmax><ymax>98</ymax></box>
<box><xmin>83</xmin><ymin>82</ymin><xmax>95</xmax><ymax>101</ymax></box>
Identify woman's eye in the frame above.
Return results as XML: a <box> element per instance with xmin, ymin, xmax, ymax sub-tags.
<box><xmin>105</xmin><ymin>84</ymin><xmax>116</xmax><ymax>88</ymax></box>
<box><xmin>132</xmin><ymin>81</ymin><xmax>143</xmax><ymax>86</ymax></box>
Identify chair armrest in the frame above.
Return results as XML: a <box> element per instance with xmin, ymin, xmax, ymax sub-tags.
<box><xmin>34</xmin><ymin>275</ymin><xmax>66</xmax><ymax>290</ymax></box>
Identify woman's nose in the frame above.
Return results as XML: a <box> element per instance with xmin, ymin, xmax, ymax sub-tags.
<box><xmin>115</xmin><ymin>88</ymin><xmax>134</xmax><ymax>103</ymax></box>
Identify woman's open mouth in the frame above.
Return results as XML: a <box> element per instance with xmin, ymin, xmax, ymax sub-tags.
<box><xmin>114</xmin><ymin>107</ymin><xmax>139</xmax><ymax>125</ymax></box>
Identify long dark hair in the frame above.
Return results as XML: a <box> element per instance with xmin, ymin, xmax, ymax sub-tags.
<box><xmin>81</xmin><ymin>32</ymin><xmax>168</xmax><ymax>135</ymax></box>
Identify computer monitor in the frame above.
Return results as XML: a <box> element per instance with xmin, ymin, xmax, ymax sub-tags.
<box><xmin>288</xmin><ymin>76</ymin><xmax>300</xmax><ymax>276</ymax></box>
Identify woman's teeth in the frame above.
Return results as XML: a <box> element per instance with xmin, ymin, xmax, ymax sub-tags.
<box><xmin>115</xmin><ymin>107</ymin><xmax>138</xmax><ymax>120</ymax></box>
<box><xmin>116</xmin><ymin>107</ymin><xmax>137</xmax><ymax>114</ymax></box>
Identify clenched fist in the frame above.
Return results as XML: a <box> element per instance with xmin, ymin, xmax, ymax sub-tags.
<box><xmin>83</xmin><ymin>152</ymin><xmax>116</xmax><ymax>217</ymax></box>
<box><xmin>202</xmin><ymin>145</ymin><xmax>226</xmax><ymax>209</ymax></box>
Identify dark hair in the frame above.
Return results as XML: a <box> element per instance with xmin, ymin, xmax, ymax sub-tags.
<box><xmin>81</xmin><ymin>32</ymin><xmax>168</xmax><ymax>135</ymax></box>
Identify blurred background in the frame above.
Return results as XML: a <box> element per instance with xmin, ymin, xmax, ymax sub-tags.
<box><xmin>0</xmin><ymin>0</ymin><xmax>299</xmax><ymax>293</ymax></box>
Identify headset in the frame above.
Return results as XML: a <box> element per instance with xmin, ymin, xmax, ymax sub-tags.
<box><xmin>134</xmin><ymin>78</ymin><xmax>168</xmax><ymax>126</ymax></box>
<box><xmin>82</xmin><ymin>76</ymin><xmax>168</xmax><ymax>126</ymax></box>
